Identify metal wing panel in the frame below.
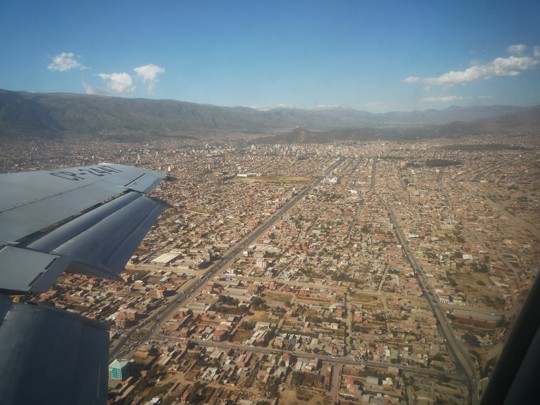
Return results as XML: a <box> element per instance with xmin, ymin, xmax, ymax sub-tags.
<box><xmin>93</xmin><ymin>198</ymin><xmax>165</xmax><ymax>272</ymax></box>
<box><xmin>0</xmin><ymin>163</ymin><xmax>167</xmax><ymax>403</ymax></box>
<box><xmin>3</xmin><ymin>193</ymin><xmax>165</xmax><ymax>292</ymax></box>
<box><xmin>125</xmin><ymin>173</ymin><xmax>164</xmax><ymax>193</ymax></box>
<box><xmin>27</xmin><ymin>192</ymin><xmax>141</xmax><ymax>252</ymax></box>
<box><xmin>50</xmin><ymin>195</ymin><xmax>164</xmax><ymax>278</ymax></box>
<box><xmin>0</xmin><ymin>164</ymin><xmax>166</xmax><ymax>294</ymax></box>
<box><xmin>0</xmin><ymin>213</ymin><xmax>50</xmax><ymax>246</ymax></box>
<box><xmin>0</xmin><ymin>182</ymin><xmax>124</xmax><ymax>244</ymax></box>
<box><xmin>0</xmin><ymin>199</ymin><xmax>82</xmax><ymax>243</ymax></box>
<box><xmin>0</xmin><ymin>171</ymin><xmax>81</xmax><ymax>211</ymax></box>
<box><xmin>0</xmin><ymin>163</ymin><xmax>164</xmax><ymax>211</ymax></box>
<box><xmin>0</xmin><ymin>247</ymin><xmax>60</xmax><ymax>294</ymax></box>
<box><xmin>0</xmin><ymin>163</ymin><xmax>165</xmax><ymax>245</ymax></box>
<box><xmin>0</xmin><ymin>296</ymin><xmax>109</xmax><ymax>405</ymax></box>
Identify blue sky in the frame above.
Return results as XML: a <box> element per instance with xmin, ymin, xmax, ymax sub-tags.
<box><xmin>1</xmin><ymin>0</ymin><xmax>539</xmax><ymax>112</ymax></box>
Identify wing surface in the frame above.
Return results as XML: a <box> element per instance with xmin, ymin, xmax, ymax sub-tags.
<box><xmin>0</xmin><ymin>295</ymin><xmax>109</xmax><ymax>404</ymax></box>
<box><xmin>0</xmin><ymin>163</ymin><xmax>166</xmax><ymax>294</ymax></box>
<box><xmin>0</xmin><ymin>163</ymin><xmax>167</xmax><ymax>405</ymax></box>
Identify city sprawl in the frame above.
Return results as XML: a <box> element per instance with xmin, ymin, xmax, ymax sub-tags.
<box><xmin>2</xmin><ymin>134</ymin><xmax>538</xmax><ymax>405</ymax></box>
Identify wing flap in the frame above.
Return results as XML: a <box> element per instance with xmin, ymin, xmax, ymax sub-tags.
<box><xmin>125</xmin><ymin>173</ymin><xmax>165</xmax><ymax>193</ymax></box>
<box><xmin>27</xmin><ymin>192</ymin><xmax>142</xmax><ymax>252</ymax></box>
<box><xmin>0</xmin><ymin>164</ymin><xmax>166</xmax><ymax>294</ymax></box>
<box><xmin>0</xmin><ymin>163</ymin><xmax>167</xmax><ymax>404</ymax></box>
<box><xmin>0</xmin><ymin>163</ymin><xmax>166</xmax><ymax>246</ymax></box>
<box><xmin>49</xmin><ymin>194</ymin><xmax>164</xmax><ymax>278</ymax></box>
<box><xmin>0</xmin><ymin>247</ymin><xmax>61</xmax><ymax>294</ymax></box>
<box><xmin>1</xmin><ymin>193</ymin><xmax>164</xmax><ymax>293</ymax></box>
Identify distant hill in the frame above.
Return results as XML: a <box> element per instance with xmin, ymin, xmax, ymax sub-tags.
<box><xmin>0</xmin><ymin>89</ymin><xmax>536</xmax><ymax>139</ymax></box>
<box><xmin>0</xmin><ymin>90</ymin><xmax>65</xmax><ymax>138</ymax></box>
<box><xmin>256</xmin><ymin>107</ymin><xmax>540</xmax><ymax>144</ymax></box>
<box><xmin>474</xmin><ymin>107</ymin><xmax>540</xmax><ymax>131</ymax></box>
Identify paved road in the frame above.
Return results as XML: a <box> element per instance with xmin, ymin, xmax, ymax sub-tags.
<box><xmin>371</xmin><ymin>158</ymin><xmax>478</xmax><ymax>402</ymax></box>
<box><xmin>110</xmin><ymin>158</ymin><xmax>344</xmax><ymax>359</ymax></box>
<box><xmin>111</xmin><ymin>156</ymin><xmax>472</xmax><ymax>400</ymax></box>
<box><xmin>153</xmin><ymin>334</ymin><xmax>469</xmax><ymax>383</ymax></box>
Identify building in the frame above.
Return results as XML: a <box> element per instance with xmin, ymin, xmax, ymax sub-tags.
<box><xmin>256</xmin><ymin>258</ymin><xmax>268</xmax><ymax>270</ymax></box>
<box><xmin>109</xmin><ymin>359</ymin><xmax>130</xmax><ymax>380</ymax></box>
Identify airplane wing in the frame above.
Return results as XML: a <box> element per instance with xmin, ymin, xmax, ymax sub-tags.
<box><xmin>0</xmin><ymin>163</ymin><xmax>166</xmax><ymax>404</ymax></box>
<box><xmin>0</xmin><ymin>163</ymin><xmax>166</xmax><ymax>294</ymax></box>
<box><xmin>0</xmin><ymin>295</ymin><xmax>109</xmax><ymax>404</ymax></box>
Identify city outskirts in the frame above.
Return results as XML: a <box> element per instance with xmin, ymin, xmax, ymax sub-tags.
<box><xmin>2</xmin><ymin>131</ymin><xmax>537</xmax><ymax>404</ymax></box>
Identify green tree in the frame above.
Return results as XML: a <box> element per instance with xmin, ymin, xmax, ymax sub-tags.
<box><xmin>251</xmin><ymin>296</ymin><xmax>267</xmax><ymax>310</ymax></box>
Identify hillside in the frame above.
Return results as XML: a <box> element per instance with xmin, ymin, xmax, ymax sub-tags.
<box><xmin>0</xmin><ymin>89</ymin><xmax>535</xmax><ymax>139</ymax></box>
<box><xmin>256</xmin><ymin>107</ymin><xmax>540</xmax><ymax>144</ymax></box>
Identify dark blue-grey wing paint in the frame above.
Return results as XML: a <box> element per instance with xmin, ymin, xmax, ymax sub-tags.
<box><xmin>0</xmin><ymin>295</ymin><xmax>109</xmax><ymax>405</ymax></box>
<box><xmin>0</xmin><ymin>163</ymin><xmax>166</xmax><ymax>294</ymax></box>
<box><xmin>0</xmin><ymin>163</ymin><xmax>167</xmax><ymax>405</ymax></box>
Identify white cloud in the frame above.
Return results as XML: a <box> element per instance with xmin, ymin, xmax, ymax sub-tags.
<box><xmin>82</xmin><ymin>80</ymin><xmax>98</xmax><ymax>95</ymax></box>
<box><xmin>314</xmin><ymin>104</ymin><xmax>347</xmax><ymax>110</ymax></box>
<box><xmin>251</xmin><ymin>103</ymin><xmax>301</xmax><ymax>111</ymax></box>
<box><xmin>405</xmin><ymin>45</ymin><xmax>540</xmax><ymax>86</ymax></box>
<box><xmin>134</xmin><ymin>64</ymin><xmax>165</xmax><ymax>93</ymax></box>
<box><xmin>97</xmin><ymin>72</ymin><xmax>135</xmax><ymax>94</ymax></box>
<box><xmin>421</xmin><ymin>95</ymin><xmax>495</xmax><ymax>104</ymax></box>
<box><xmin>87</xmin><ymin>64</ymin><xmax>165</xmax><ymax>95</ymax></box>
<box><xmin>403</xmin><ymin>77</ymin><xmax>420</xmax><ymax>84</ymax></box>
<box><xmin>82</xmin><ymin>80</ymin><xmax>108</xmax><ymax>95</ymax></box>
<box><xmin>48</xmin><ymin>52</ymin><xmax>87</xmax><ymax>72</ymax></box>
<box><xmin>507</xmin><ymin>44</ymin><xmax>527</xmax><ymax>55</ymax></box>
<box><xmin>422</xmin><ymin>96</ymin><xmax>463</xmax><ymax>103</ymax></box>
<box><xmin>134</xmin><ymin>64</ymin><xmax>165</xmax><ymax>81</ymax></box>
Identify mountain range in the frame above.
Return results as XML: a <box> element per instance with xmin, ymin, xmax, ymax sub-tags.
<box><xmin>256</xmin><ymin>107</ymin><xmax>540</xmax><ymax>144</ymax></box>
<box><xmin>0</xmin><ymin>89</ymin><xmax>538</xmax><ymax>140</ymax></box>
